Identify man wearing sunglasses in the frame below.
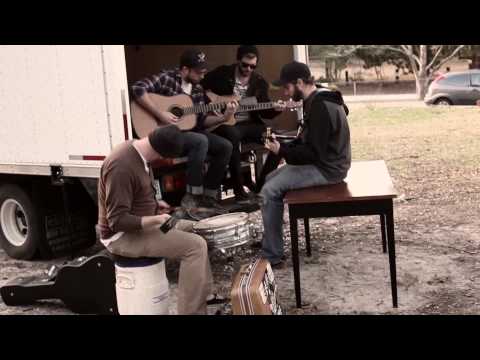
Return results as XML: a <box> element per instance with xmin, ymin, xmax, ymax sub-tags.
<box><xmin>201</xmin><ymin>45</ymin><xmax>286</xmax><ymax>203</ymax></box>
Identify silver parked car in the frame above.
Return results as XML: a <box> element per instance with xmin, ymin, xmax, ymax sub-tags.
<box><xmin>424</xmin><ymin>69</ymin><xmax>480</xmax><ymax>105</ymax></box>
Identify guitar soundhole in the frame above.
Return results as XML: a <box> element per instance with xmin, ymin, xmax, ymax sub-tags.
<box><xmin>170</xmin><ymin>107</ymin><xmax>184</xmax><ymax>118</ymax></box>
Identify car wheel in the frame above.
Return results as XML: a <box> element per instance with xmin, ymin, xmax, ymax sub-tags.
<box><xmin>434</xmin><ymin>98</ymin><xmax>452</xmax><ymax>106</ymax></box>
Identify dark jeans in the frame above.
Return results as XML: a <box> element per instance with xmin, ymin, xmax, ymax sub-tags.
<box><xmin>181</xmin><ymin>131</ymin><xmax>232</xmax><ymax>197</ymax></box>
<box><xmin>213</xmin><ymin>121</ymin><xmax>265</xmax><ymax>194</ymax></box>
<box><xmin>256</xmin><ymin>153</ymin><xmax>282</xmax><ymax>192</ymax></box>
<box><xmin>260</xmin><ymin>165</ymin><xmax>331</xmax><ymax>264</ymax></box>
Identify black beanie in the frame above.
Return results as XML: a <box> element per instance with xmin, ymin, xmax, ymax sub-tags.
<box><xmin>148</xmin><ymin>125</ymin><xmax>184</xmax><ymax>158</ymax></box>
<box><xmin>237</xmin><ymin>45</ymin><xmax>259</xmax><ymax>61</ymax></box>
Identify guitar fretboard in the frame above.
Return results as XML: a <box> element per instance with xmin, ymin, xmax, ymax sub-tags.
<box><xmin>182</xmin><ymin>102</ymin><xmax>277</xmax><ymax>115</ymax></box>
<box><xmin>182</xmin><ymin>102</ymin><xmax>226</xmax><ymax>115</ymax></box>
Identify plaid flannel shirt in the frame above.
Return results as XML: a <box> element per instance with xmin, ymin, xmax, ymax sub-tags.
<box><xmin>131</xmin><ymin>69</ymin><xmax>210</xmax><ymax>130</ymax></box>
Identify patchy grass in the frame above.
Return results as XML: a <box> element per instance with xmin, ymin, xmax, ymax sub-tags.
<box><xmin>349</xmin><ymin>104</ymin><xmax>480</xmax><ymax>208</ymax></box>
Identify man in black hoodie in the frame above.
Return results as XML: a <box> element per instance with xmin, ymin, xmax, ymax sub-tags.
<box><xmin>201</xmin><ymin>45</ymin><xmax>286</xmax><ymax>202</ymax></box>
<box><xmin>260</xmin><ymin>61</ymin><xmax>351</xmax><ymax>268</ymax></box>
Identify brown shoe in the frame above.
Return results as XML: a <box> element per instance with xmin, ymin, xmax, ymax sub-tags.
<box><xmin>200</xmin><ymin>196</ymin><xmax>229</xmax><ymax>214</ymax></box>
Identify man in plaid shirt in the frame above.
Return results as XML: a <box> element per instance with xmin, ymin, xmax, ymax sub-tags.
<box><xmin>131</xmin><ymin>49</ymin><xmax>238</xmax><ymax>215</ymax></box>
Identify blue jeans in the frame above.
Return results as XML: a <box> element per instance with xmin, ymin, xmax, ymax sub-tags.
<box><xmin>260</xmin><ymin>164</ymin><xmax>332</xmax><ymax>264</ymax></box>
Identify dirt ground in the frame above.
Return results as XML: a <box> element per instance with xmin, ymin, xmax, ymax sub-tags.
<box><xmin>1</xmin><ymin>102</ymin><xmax>479</xmax><ymax>315</ymax></box>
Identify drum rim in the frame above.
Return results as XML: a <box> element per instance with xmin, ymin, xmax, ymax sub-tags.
<box><xmin>204</xmin><ymin>230</ymin><xmax>250</xmax><ymax>243</ymax></box>
<box><xmin>194</xmin><ymin>220</ymin><xmax>249</xmax><ymax>233</ymax></box>
<box><xmin>193</xmin><ymin>212</ymin><xmax>249</xmax><ymax>231</ymax></box>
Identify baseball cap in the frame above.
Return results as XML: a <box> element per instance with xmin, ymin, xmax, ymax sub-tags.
<box><xmin>180</xmin><ymin>48</ymin><xmax>208</xmax><ymax>71</ymax></box>
<box><xmin>272</xmin><ymin>61</ymin><xmax>312</xmax><ymax>86</ymax></box>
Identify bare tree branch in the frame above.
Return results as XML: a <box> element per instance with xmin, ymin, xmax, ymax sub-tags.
<box><xmin>426</xmin><ymin>45</ymin><xmax>444</xmax><ymax>71</ymax></box>
<box><xmin>430</xmin><ymin>45</ymin><xmax>465</xmax><ymax>73</ymax></box>
<box><xmin>398</xmin><ymin>45</ymin><xmax>420</xmax><ymax>67</ymax></box>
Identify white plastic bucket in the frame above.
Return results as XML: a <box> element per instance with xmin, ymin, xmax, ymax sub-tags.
<box><xmin>115</xmin><ymin>259</ymin><xmax>169</xmax><ymax>315</ymax></box>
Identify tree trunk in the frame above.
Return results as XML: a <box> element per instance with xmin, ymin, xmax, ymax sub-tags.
<box><xmin>326</xmin><ymin>59</ymin><xmax>333</xmax><ymax>81</ymax></box>
<box><xmin>417</xmin><ymin>46</ymin><xmax>427</xmax><ymax>99</ymax></box>
<box><xmin>415</xmin><ymin>73</ymin><xmax>430</xmax><ymax>100</ymax></box>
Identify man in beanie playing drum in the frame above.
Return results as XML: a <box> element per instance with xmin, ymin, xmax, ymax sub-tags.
<box><xmin>97</xmin><ymin>125</ymin><xmax>224</xmax><ymax>314</ymax></box>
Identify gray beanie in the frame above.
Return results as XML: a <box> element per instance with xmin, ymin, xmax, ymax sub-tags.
<box><xmin>148</xmin><ymin>125</ymin><xmax>184</xmax><ymax>158</ymax></box>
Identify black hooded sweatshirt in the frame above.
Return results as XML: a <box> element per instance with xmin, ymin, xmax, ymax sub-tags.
<box><xmin>278</xmin><ymin>88</ymin><xmax>352</xmax><ymax>183</ymax></box>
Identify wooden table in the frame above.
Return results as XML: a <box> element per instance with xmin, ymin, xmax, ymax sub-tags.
<box><xmin>284</xmin><ymin>160</ymin><xmax>398</xmax><ymax>308</ymax></box>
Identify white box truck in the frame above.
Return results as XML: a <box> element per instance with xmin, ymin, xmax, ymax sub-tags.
<box><xmin>0</xmin><ymin>45</ymin><xmax>308</xmax><ymax>260</ymax></box>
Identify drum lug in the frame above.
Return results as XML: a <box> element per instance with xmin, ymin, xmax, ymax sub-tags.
<box><xmin>249</xmin><ymin>223</ymin><xmax>257</xmax><ymax>239</ymax></box>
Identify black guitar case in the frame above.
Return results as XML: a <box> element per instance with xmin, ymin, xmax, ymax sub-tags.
<box><xmin>0</xmin><ymin>250</ymin><xmax>118</xmax><ymax>315</ymax></box>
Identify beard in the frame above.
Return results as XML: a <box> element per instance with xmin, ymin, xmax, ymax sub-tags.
<box><xmin>186</xmin><ymin>75</ymin><xmax>198</xmax><ymax>85</ymax></box>
<box><xmin>237</xmin><ymin>64</ymin><xmax>250</xmax><ymax>77</ymax></box>
<box><xmin>292</xmin><ymin>86</ymin><xmax>304</xmax><ymax>102</ymax></box>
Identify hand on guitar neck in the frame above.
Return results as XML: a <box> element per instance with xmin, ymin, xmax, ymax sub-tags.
<box><xmin>203</xmin><ymin>100</ymin><xmax>240</xmax><ymax>129</ymax></box>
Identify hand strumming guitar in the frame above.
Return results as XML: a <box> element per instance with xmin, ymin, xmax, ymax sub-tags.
<box><xmin>265</xmin><ymin>133</ymin><xmax>281</xmax><ymax>155</ymax></box>
<box><xmin>156</xmin><ymin>111</ymin><xmax>179</xmax><ymax>125</ymax></box>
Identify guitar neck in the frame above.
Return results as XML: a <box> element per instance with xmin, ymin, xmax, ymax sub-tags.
<box><xmin>184</xmin><ymin>102</ymin><xmax>276</xmax><ymax>116</ymax></box>
<box><xmin>183</xmin><ymin>102</ymin><xmax>226</xmax><ymax>116</ymax></box>
<box><xmin>238</xmin><ymin>102</ymin><xmax>277</xmax><ymax>112</ymax></box>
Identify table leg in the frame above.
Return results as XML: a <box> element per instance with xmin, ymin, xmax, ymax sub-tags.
<box><xmin>380</xmin><ymin>214</ymin><xmax>387</xmax><ymax>253</ymax></box>
<box><xmin>290</xmin><ymin>210</ymin><xmax>302</xmax><ymax>308</ymax></box>
<box><xmin>386</xmin><ymin>204</ymin><xmax>398</xmax><ymax>308</ymax></box>
<box><xmin>304</xmin><ymin>218</ymin><xmax>311</xmax><ymax>257</ymax></box>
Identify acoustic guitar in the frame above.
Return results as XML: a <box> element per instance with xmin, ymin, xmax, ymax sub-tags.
<box><xmin>130</xmin><ymin>92</ymin><xmax>302</xmax><ymax>138</ymax></box>
<box><xmin>205</xmin><ymin>93</ymin><xmax>302</xmax><ymax>132</ymax></box>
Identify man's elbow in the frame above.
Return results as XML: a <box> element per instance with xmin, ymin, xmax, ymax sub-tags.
<box><xmin>131</xmin><ymin>87</ymin><xmax>146</xmax><ymax>101</ymax></box>
<box><xmin>107</xmin><ymin>217</ymin><xmax>122</xmax><ymax>233</ymax></box>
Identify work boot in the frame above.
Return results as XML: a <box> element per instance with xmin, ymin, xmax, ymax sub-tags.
<box><xmin>181</xmin><ymin>193</ymin><xmax>203</xmax><ymax>210</ymax></box>
<box><xmin>201</xmin><ymin>195</ymin><xmax>229</xmax><ymax>215</ymax></box>
<box><xmin>234</xmin><ymin>187</ymin><xmax>256</xmax><ymax>203</ymax></box>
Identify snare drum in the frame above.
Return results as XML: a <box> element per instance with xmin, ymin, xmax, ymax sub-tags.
<box><xmin>193</xmin><ymin>213</ymin><xmax>251</xmax><ymax>250</ymax></box>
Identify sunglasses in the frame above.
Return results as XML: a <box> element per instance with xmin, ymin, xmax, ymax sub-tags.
<box><xmin>241</xmin><ymin>62</ymin><xmax>257</xmax><ymax>70</ymax></box>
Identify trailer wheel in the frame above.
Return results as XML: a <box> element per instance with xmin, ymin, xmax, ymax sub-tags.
<box><xmin>0</xmin><ymin>184</ymin><xmax>43</xmax><ymax>259</ymax></box>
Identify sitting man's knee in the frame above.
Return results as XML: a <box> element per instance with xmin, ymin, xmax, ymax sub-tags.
<box><xmin>190</xmin><ymin>233</ymin><xmax>208</xmax><ymax>254</ymax></box>
<box><xmin>260</xmin><ymin>182</ymin><xmax>275</xmax><ymax>201</ymax></box>
<box><xmin>219</xmin><ymin>138</ymin><xmax>233</xmax><ymax>158</ymax></box>
<box><xmin>190</xmin><ymin>133</ymin><xmax>209</xmax><ymax>151</ymax></box>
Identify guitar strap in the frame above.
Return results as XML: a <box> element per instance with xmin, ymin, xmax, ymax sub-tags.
<box><xmin>148</xmin><ymin>164</ymin><xmax>162</xmax><ymax>202</ymax></box>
